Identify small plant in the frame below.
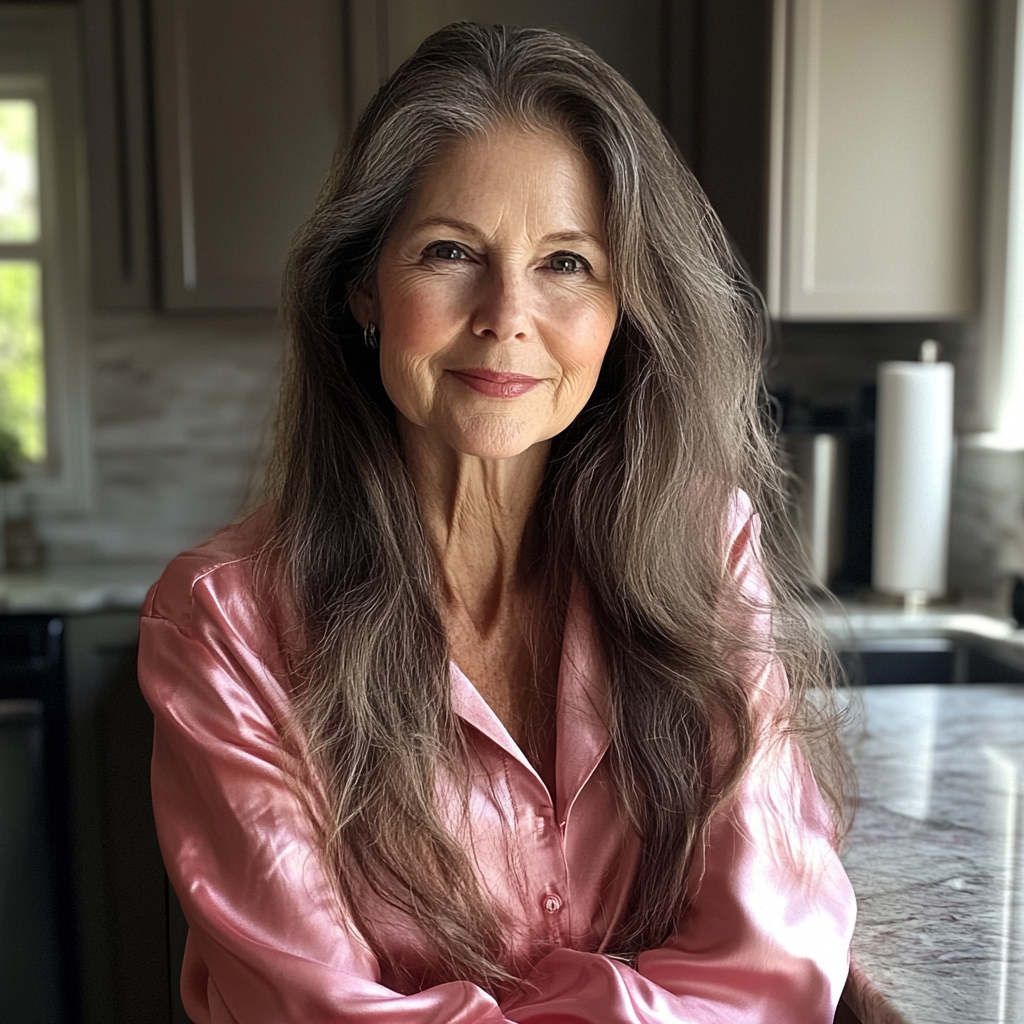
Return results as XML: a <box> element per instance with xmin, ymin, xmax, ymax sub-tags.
<box><xmin>0</xmin><ymin>426</ymin><xmax>23</xmax><ymax>483</ymax></box>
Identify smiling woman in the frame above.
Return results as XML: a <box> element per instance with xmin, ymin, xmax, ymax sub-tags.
<box><xmin>138</xmin><ymin>21</ymin><xmax>856</xmax><ymax>1024</ymax></box>
<box><xmin>362</xmin><ymin>128</ymin><xmax>617</xmax><ymax>466</ymax></box>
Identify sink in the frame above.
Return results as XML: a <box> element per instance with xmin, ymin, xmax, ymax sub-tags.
<box><xmin>836</xmin><ymin>636</ymin><xmax>1024</xmax><ymax>685</ymax></box>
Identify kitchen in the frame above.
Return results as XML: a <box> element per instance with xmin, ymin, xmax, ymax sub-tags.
<box><xmin>1</xmin><ymin>1</ymin><xmax>1024</xmax><ymax>1022</ymax></box>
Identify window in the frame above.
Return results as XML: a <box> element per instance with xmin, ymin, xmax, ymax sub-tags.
<box><xmin>0</xmin><ymin>6</ymin><xmax>91</xmax><ymax>511</ymax></box>
<box><xmin>0</xmin><ymin>97</ymin><xmax>46</xmax><ymax>464</ymax></box>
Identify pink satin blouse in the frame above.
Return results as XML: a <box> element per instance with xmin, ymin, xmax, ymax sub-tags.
<box><xmin>138</xmin><ymin>493</ymin><xmax>856</xmax><ymax>1024</ymax></box>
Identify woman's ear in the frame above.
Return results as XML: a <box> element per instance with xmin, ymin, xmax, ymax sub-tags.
<box><xmin>349</xmin><ymin>285</ymin><xmax>378</xmax><ymax>329</ymax></box>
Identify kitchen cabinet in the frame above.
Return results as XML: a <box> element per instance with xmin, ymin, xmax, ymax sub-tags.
<box><xmin>84</xmin><ymin>0</ymin><xmax>346</xmax><ymax>312</ymax></box>
<box><xmin>768</xmin><ymin>0</ymin><xmax>982</xmax><ymax>319</ymax></box>
<box><xmin>0</xmin><ymin>607</ymin><xmax>170</xmax><ymax>1023</ymax></box>
<box><xmin>82</xmin><ymin>0</ymin><xmax>155</xmax><ymax>310</ymax></box>
<box><xmin>62</xmin><ymin>611</ymin><xmax>170</xmax><ymax>1023</ymax></box>
<box><xmin>0</xmin><ymin>617</ymin><xmax>73</xmax><ymax>1022</ymax></box>
<box><xmin>150</xmin><ymin>0</ymin><xmax>345</xmax><ymax>310</ymax></box>
<box><xmin>346</xmin><ymin>0</ymin><xmax>667</xmax><ymax>140</ymax></box>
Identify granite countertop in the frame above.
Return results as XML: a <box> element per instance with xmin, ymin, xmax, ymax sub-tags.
<box><xmin>841</xmin><ymin>683</ymin><xmax>1024</xmax><ymax>1024</ymax></box>
<box><xmin>0</xmin><ymin>563</ymin><xmax>164</xmax><ymax>613</ymax></box>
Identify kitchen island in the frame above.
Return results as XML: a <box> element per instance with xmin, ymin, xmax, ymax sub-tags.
<box><xmin>842</xmin><ymin>683</ymin><xmax>1024</xmax><ymax>1024</ymax></box>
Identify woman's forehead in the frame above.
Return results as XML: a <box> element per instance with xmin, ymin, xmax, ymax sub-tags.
<box><xmin>392</xmin><ymin>126</ymin><xmax>607</xmax><ymax>245</ymax></box>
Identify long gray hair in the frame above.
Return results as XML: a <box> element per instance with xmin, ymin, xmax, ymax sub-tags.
<box><xmin>260</xmin><ymin>21</ymin><xmax>847</xmax><ymax>995</ymax></box>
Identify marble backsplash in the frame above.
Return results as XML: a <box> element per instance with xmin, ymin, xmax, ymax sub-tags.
<box><xmin>38</xmin><ymin>314</ymin><xmax>282</xmax><ymax>565</ymax></box>
<box><xmin>24</xmin><ymin>314</ymin><xmax>1024</xmax><ymax>606</ymax></box>
<box><xmin>949</xmin><ymin>445</ymin><xmax>1024</xmax><ymax>600</ymax></box>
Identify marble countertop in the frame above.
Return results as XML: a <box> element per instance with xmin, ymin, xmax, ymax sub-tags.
<box><xmin>0</xmin><ymin>563</ymin><xmax>164</xmax><ymax>613</ymax></box>
<box><xmin>841</xmin><ymin>684</ymin><xmax>1024</xmax><ymax>1024</ymax></box>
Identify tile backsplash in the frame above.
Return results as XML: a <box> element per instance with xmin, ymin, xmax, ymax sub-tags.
<box><xmin>26</xmin><ymin>314</ymin><xmax>1024</xmax><ymax>606</ymax></box>
<box><xmin>39</xmin><ymin>314</ymin><xmax>281</xmax><ymax>565</ymax></box>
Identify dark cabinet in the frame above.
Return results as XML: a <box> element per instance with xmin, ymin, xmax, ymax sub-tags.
<box><xmin>1</xmin><ymin>609</ymin><xmax>176</xmax><ymax>1023</ymax></box>
<box><xmin>83</xmin><ymin>0</ymin><xmax>346</xmax><ymax>312</ymax></box>
<box><xmin>82</xmin><ymin>0</ymin><xmax>156</xmax><ymax>310</ymax></box>
<box><xmin>150</xmin><ymin>0</ymin><xmax>345</xmax><ymax>310</ymax></box>
<box><xmin>0</xmin><ymin>616</ymin><xmax>71</xmax><ymax>1023</ymax></box>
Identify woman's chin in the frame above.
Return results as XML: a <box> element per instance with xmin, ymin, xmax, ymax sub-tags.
<box><xmin>440</xmin><ymin>414</ymin><xmax>548</xmax><ymax>462</ymax></box>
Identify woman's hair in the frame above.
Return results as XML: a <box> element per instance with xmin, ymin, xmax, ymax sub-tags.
<box><xmin>260</xmin><ymin>21</ymin><xmax>849</xmax><ymax>994</ymax></box>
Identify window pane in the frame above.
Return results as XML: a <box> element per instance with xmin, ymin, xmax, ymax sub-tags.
<box><xmin>0</xmin><ymin>99</ymin><xmax>40</xmax><ymax>243</ymax></box>
<box><xmin>0</xmin><ymin>260</ymin><xmax>45</xmax><ymax>462</ymax></box>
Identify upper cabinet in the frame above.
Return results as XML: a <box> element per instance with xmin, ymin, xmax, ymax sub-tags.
<box><xmin>80</xmin><ymin>0</ymin><xmax>982</xmax><ymax>319</ymax></box>
<box><xmin>346</xmin><ymin>0</ymin><xmax>666</xmax><ymax>132</ymax></box>
<box><xmin>768</xmin><ymin>0</ymin><xmax>982</xmax><ymax>320</ymax></box>
<box><xmin>82</xmin><ymin>0</ymin><xmax>155</xmax><ymax>310</ymax></box>
<box><xmin>150</xmin><ymin>0</ymin><xmax>344</xmax><ymax>310</ymax></box>
<box><xmin>84</xmin><ymin>0</ymin><xmax>344</xmax><ymax>313</ymax></box>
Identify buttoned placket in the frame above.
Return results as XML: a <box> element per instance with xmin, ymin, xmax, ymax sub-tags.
<box><xmin>447</xmin><ymin>578</ymin><xmax>612</xmax><ymax>952</ymax></box>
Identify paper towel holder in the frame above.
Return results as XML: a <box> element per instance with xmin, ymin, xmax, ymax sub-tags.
<box><xmin>867</xmin><ymin>339</ymin><xmax>955</xmax><ymax>610</ymax></box>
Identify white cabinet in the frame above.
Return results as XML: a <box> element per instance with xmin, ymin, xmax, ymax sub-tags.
<box><xmin>151</xmin><ymin>0</ymin><xmax>345</xmax><ymax>310</ymax></box>
<box><xmin>768</xmin><ymin>0</ymin><xmax>981</xmax><ymax>320</ymax></box>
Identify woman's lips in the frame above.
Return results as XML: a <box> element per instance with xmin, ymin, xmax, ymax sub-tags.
<box><xmin>447</xmin><ymin>368</ymin><xmax>543</xmax><ymax>398</ymax></box>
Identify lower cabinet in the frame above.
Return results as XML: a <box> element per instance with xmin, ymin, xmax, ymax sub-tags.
<box><xmin>63</xmin><ymin>611</ymin><xmax>183</xmax><ymax>1024</ymax></box>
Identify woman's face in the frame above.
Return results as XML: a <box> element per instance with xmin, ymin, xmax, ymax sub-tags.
<box><xmin>360</xmin><ymin>126</ymin><xmax>618</xmax><ymax>461</ymax></box>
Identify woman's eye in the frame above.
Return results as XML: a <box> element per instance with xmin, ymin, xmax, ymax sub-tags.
<box><xmin>548</xmin><ymin>252</ymin><xmax>587</xmax><ymax>274</ymax></box>
<box><xmin>426</xmin><ymin>242</ymin><xmax>466</xmax><ymax>261</ymax></box>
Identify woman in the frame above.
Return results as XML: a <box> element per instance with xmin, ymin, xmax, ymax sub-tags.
<box><xmin>139</xmin><ymin>21</ymin><xmax>856</xmax><ymax>1024</ymax></box>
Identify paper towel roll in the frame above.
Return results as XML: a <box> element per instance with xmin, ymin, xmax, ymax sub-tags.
<box><xmin>872</xmin><ymin>359</ymin><xmax>955</xmax><ymax>598</ymax></box>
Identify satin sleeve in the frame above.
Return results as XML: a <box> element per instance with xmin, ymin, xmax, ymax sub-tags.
<box><xmin>138</xmin><ymin>576</ymin><xmax>508</xmax><ymax>1024</ymax></box>
<box><xmin>504</xmin><ymin>495</ymin><xmax>856</xmax><ymax>1024</ymax></box>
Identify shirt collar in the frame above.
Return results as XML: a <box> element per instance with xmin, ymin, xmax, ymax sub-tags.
<box><xmin>449</xmin><ymin>576</ymin><xmax>612</xmax><ymax>822</ymax></box>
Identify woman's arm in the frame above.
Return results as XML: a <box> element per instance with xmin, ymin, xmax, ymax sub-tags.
<box><xmin>501</xmin><ymin>496</ymin><xmax>855</xmax><ymax>1024</ymax></box>
<box><xmin>140</xmin><ymin>559</ymin><xmax>508</xmax><ymax>1024</ymax></box>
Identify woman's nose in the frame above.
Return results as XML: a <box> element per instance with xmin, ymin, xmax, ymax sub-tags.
<box><xmin>470</xmin><ymin>266</ymin><xmax>531</xmax><ymax>342</ymax></box>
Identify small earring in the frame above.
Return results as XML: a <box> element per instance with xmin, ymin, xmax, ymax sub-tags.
<box><xmin>363</xmin><ymin>322</ymin><xmax>379</xmax><ymax>350</ymax></box>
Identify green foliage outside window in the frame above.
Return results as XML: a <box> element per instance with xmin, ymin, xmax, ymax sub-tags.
<box><xmin>0</xmin><ymin>98</ymin><xmax>45</xmax><ymax>464</ymax></box>
<box><xmin>0</xmin><ymin>99</ymin><xmax>39</xmax><ymax>242</ymax></box>
<box><xmin>0</xmin><ymin>261</ymin><xmax>44</xmax><ymax>463</ymax></box>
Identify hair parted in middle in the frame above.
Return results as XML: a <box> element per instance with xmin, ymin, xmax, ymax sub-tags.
<box><xmin>260</xmin><ymin>20</ymin><xmax>849</xmax><ymax>996</ymax></box>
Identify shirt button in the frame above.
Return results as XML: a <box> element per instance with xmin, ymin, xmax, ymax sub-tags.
<box><xmin>542</xmin><ymin>893</ymin><xmax>562</xmax><ymax>914</ymax></box>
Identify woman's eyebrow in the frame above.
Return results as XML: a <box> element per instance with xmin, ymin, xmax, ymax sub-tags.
<box><xmin>543</xmin><ymin>230</ymin><xmax>605</xmax><ymax>250</ymax></box>
<box><xmin>410</xmin><ymin>216</ymin><xmax>486</xmax><ymax>241</ymax></box>
<box><xmin>410</xmin><ymin>218</ymin><xmax>605</xmax><ymax>250</ymax></box>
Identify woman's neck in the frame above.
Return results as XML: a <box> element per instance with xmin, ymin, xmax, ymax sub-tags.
<box><xmin>398</xmin><ymin>415</ymin><xmax>550</xmax><ymax>631</ymax></box>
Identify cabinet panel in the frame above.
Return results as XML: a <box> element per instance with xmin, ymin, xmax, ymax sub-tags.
<box><xmin>776</xmin><ymin>0</ymin><xmax>980</xmax><ymax>319</ymax></box>
<box><xmin>63</xmin><ymin>612</ymin><xmax>166</xmax><ymax>1024</ymax></box>
<box><xmin>348</xmin><ymin>0</ymin><xmax>664</xmax><ymax>131</ymax></box>
<box><xmin>82</xmin><ymin>0</ymin><xmax>155</xmax><ymax>310</ymax></box>
<box><xmin>152</xmin><ymin>0</ymin><xmax>344</xmax><ymax>310</ymax></box>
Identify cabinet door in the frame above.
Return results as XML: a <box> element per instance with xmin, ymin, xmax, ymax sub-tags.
<box><xmin>152</xmin><ymin>0</ymin><xmax>344</xmax><ymax>310</ymax></box>
<box><xmin>82</xmin><ymin>0</ymin><xmax>155</xmax><ymax>310</ymax></box>
<box><xmin>347</xmin><ymin>1</ymin><xmax>665</xmax><ymax>131</ymax></box>
<box><xmin>62</xmin><ymin>612</ymin><xmax>166</xmax><ymax>1024</ymax></box>
<box><xmin>771</xmin><ymin>0</ymin><xmax>981</xmax><ymax>319</ymax></box>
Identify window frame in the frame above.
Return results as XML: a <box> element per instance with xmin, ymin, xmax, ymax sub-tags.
<box><xmin>0</xmin><ymin>5</ymin><xmax>92</xmax><ymax>513</ymax></box>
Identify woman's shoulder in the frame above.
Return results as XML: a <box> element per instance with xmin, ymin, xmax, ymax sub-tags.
<box><xmin>725</xmin><ymin>487</ymin><xmax>761</xmax><ymax>565</ymax></box>
<box><xmin>142</xmin><ymin>507</ymin><xmax>273</xmax><ymax>636</ymax></box>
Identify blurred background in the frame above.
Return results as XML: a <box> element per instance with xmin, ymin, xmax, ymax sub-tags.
<box><xmin>1</xmin><ymin>1</ymin><xmax>1023</xmax><ymax>1021</ymax></box>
